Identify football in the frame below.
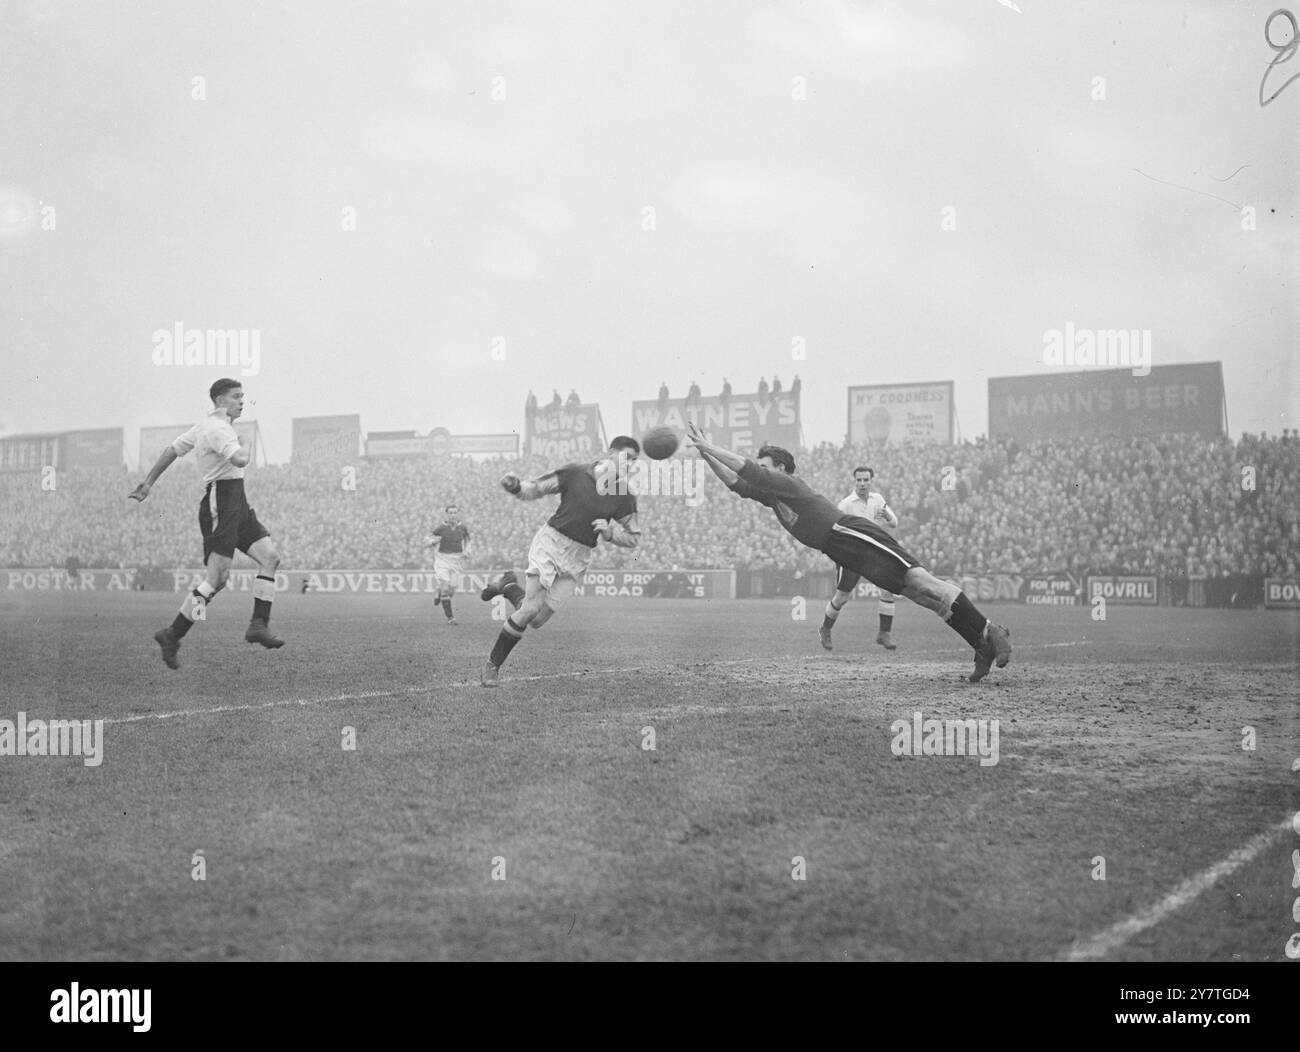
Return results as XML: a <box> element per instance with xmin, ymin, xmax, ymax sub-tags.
<box><xmin>641</xmin><ymin>425</ymin><xmax>679</xmax><ymax>460</ymax></box>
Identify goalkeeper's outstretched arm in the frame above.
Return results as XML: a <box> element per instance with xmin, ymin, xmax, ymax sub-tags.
<box><xmin>686</xmin><ymin>421</ymin><xmax>746</xmax><ymax>485</ymax></box>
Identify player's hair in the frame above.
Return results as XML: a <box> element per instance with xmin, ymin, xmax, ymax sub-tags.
<box><xmin>609</xmin><ymin>435</ymin><xmax>641</xmax><ymax>455</ymax></box>
<box><xmin>757</xmin><ymin>445</ymin><xmax>796</xmax><ymax>474</ymax></box>
<box><xmin>445</xmin><ymin>504</ymin><xmax>458</xmax><ymax>512</ymax></box>
<box><xmin>854</xmin><ymin>465</ymin><xmax>874</xmax><ymax>480</ymax></box>
<box><xmin>209</xmin><ymin>378</ymin><xmax>242</xmax><ymax>401</ymax></box>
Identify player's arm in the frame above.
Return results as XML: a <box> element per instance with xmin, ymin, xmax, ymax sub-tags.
<box><xmin>593</xmin><ymin>511</ymin><xmax>640</xmax><ymax>548</ymax></box>
<box><xmin>733</xmin><ymin>462</ymin><xmax>803</xmax><ymax>505</ymax></box>
<box><xmin>686</xmin><ymin>423</ymin><xmax>802</xmax><ymax>504</ymax></box>
<box><xmin>687</xmin><ymin>427</ymin><xmax>773</xmax><ymax>503</ymax></box>
<box><xmin>880</xmin><ymin>502</ymin><xmax>899</xmax><ymax>528</ymax></box>
<box><xmin>425</xmin><ymin>525</ymin><xmax>444</xmax><ymax>548</ymax></box>
<box><xmin>687</xmin><ymin>421</ymin><xmax>764</xmax><ymax>497</ymax></box>
<box><xmin>500</xmin><ymin>470</ymin><xmax>562</xmax><ymax>501</ymax></box>
<box><xmin>128</xmin><ymin>447</ymin><xmax>177</xmax><ymax>501</ymax></box>
<box><xmin>222</xmin><ymin>425</ymin><xmax>250</xmax><ymax>468</ymax></box>
<box><xmin>129</xmin><ymin>426</ymin><xmax>197</xmax><ymax>501</ymax></box>
<box><xmin>686</xmin><ymin>421</ymin><xmax>746</xmax><ymax>477</ymax></box>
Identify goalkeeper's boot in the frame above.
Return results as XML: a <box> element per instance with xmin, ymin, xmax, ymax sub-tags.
<box><xmin>969</xmin><ymin>623</ymin><xmax>1011</xmax><ymax>682</ymax></box>
<box><xmin>818</xmin><ymin>620</ymin><xmax>833</xmax><ymax>651</ymax></box>
<box><xmin>154</xmin><ymin>628</ymin><xmax>180</xmax><ymax>670</ymax></box>
<box><xmin>480</xmin><ymin>662</ymin><xmax>500</xmax><ymax>687</ymax></box>
<box><xmin>876</xmin><ymin>630</ymin><xmax>897</xmax><ymax>650</ymax></box>
<box><xmin>988</xmin><ymin>623</ymin><xmax>1012</xmax><ymax>669</ymax></box>
<box><xmin>245</xmin><ymin>619</ymin><xmax>284</xmax><ymax>649</ymax></box>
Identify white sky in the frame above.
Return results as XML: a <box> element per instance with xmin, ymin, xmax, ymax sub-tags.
<box><xmin>1</xmin><ymin>0</ymin><xmax>1296</xmax><ymax>465</ymax></box>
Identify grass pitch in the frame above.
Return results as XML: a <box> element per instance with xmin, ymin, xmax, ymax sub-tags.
<box><xmin>1</xmin><ymin>589</ymin><xmax>1294</xmax><ymax>961</ymax></box>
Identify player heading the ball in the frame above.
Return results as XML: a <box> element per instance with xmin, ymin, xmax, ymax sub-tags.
<box><xmin>480</xmin><ymin>436</ymin><xmax>642</xmax><ymax>687</ymax></box>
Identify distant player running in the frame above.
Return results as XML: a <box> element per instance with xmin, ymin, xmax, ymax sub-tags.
<box><xmin>426</xmin><ymin>504</ymin><xmax>470</xmax><ymax>625</ymax></box>
<box><xmin>688</xmin><ymin>423</ymin><xmax>1010</xmax><ymax>682</ymax></box>
<box><xmin>479</xmin><ymin>437</ymin><xmax>641</xmax><ymax>687</ymax></box>
<box><xmin>129</xmin><ymin>379</ymin><xmax>284</xmax><ymax>668</ymax></box>
<box><xmin>821</xmin><ymin>465</ymin><xmax>901</xmax><ymax>652</ymax></box>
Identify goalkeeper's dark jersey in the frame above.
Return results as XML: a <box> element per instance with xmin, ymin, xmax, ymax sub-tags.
<box><xmin>730</xmin><ymin>459</ymin><xmax>844</xmax><ymax>552</ymax></box>
<box><xmin>545</xmin><ymin>462</ymin><xmax>638</xmax><ymax>548</ymax></box>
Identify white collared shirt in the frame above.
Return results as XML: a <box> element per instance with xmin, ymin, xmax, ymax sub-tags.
<box><xmin>838</xmin><ymin>489</ymin><xmax>897</xmax><ymax>528</ymax></box>
<box><xmin>171</xmin><ymin>409</ymin><xmax>244</xmax><ymax>483</ymax></box>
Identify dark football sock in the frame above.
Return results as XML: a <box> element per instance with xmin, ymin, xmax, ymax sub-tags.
<box><xmin>488</xmin><ymin>617</ymin><xmax>525</xmax><ymax>667</ymax></box>
<box><xmin>879</xmin><ymin>613</ymin><xmax>894</xmax><ymax>632</ymax></box>
<box><xmin>252</xmin><ymin>574</ymin><xmax>275</xmax><ymax>623</ymax></box>
<box><xmin>442</xmin><ymin>598</ymin><xmax>453</xmax><ymax>619</ymax></box>
<box><xmin>947</xmin><ymin>592</ymin><xmax>988</xmax><ymax>649</ymax></box>
<box><xmin>171</xmin><ymin>583</ymin><xmax>216</xmax><ymax>638</ymax></box>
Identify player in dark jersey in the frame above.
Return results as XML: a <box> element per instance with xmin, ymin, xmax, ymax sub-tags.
<box><xmin>426</xmin><ymin>504</ymin><xmax>470</xmax><ymax>625</ymax></box>
<box><xmin>480</xmin><ymin>436</ymin><xmax>642</xmax><ymax>686</ymax></box>
<box><xmin>687</xmin><ymin>422</ymin><xmax>1011</xmax><ymax>681</ymax></box>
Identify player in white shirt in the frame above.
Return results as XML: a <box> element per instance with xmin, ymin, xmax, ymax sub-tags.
<box><xmin>820</xmin><ymin>466</ymin><xmax>902</xmax><ymax>651</ymax></box>
<box><xmin>129</xmin><ymin>379</ymin><xmax>284</xmax><ymax>668</ymax></box>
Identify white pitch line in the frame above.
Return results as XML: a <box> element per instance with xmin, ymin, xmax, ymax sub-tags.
<box><xmin>102</xmin><ymin>687</ymin><xmax>420</xmax><ymax>725</ymax></box>
<box><xmin>103</xmin><ymin>663</ymin><xmax>706</xmax><ymax>725</ymax></box>
<box><xmin>102</xmin><ymin>641</ymin><xmax>1089</xmax><ymax>727</ymax></box>
<box><xmin>1059</xmin><ymin>816</ymin><xmax>1294</xmax><ymax>961</ymax></box>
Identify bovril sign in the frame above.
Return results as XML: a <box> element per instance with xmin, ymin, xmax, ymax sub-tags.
<box><xmin>1264</xmin><ymin>577</ymin><xmax>1300</xmax><ymax>609</ymax></box>
<box><xmin>1087</xmin><ymin>575</ymin><xmax>1158</xmax><ymax>605</ymax></box>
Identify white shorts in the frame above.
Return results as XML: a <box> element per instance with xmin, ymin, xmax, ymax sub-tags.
<box><xmin>527</xmin><ymin>524</ymin><xmax>593</xmax><ymax>605</ymax></box>
<box><xmin>433</xmin><ymin>551</ymin><xmax>466</xmax><ymax>586</ymax></box>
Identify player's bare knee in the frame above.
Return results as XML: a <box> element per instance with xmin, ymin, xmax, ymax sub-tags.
<box><xmin>915</xmin><ymin>574</ymin><xmax>960</xmax><ymax>615</ymax></box>
<box><xmin>515</xmin><ymin>597</ymin><xmax>544</xmax><ymax>624</ymax></box>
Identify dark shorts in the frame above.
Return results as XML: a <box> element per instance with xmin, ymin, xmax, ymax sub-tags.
<box><xmin>823</xmin><ymin>515</ymin><xmax>922</xmax><ymax>596</ymax></box>
<box><xmin>835</xmin><ymin>564</ymin><xmax>862</xmax><ymax>593</ymax></box>
<box><xmin>199</xmin><ymin>479</ymin><xmax>270</xmax><ymax>561</ymax></box>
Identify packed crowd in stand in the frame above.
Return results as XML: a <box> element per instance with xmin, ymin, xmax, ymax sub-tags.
<box><xmin>2</xmin><ymin>432</ymin><xmax>1296</xmax><ymax>580</ymax></box>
